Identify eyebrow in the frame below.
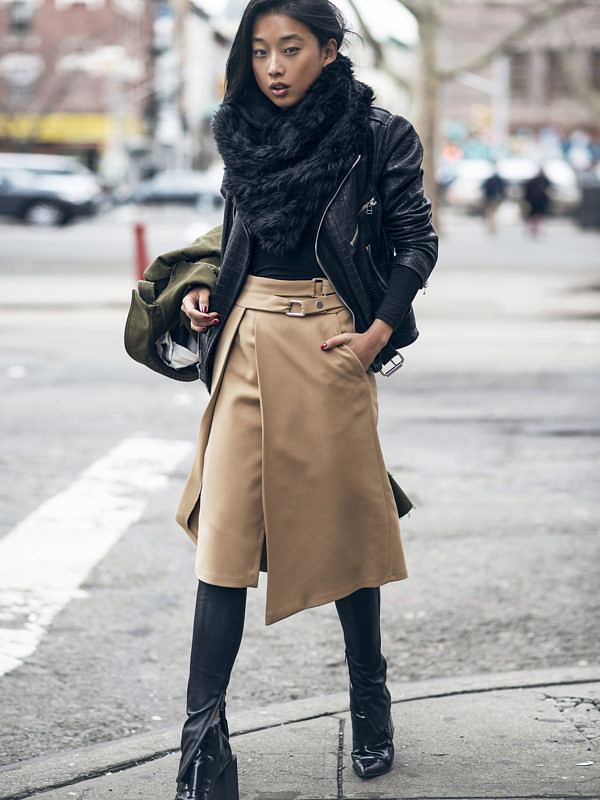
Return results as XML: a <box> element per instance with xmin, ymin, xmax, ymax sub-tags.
<box><xmin>252</xmin><ymin>34</ymin><xmax>305</xmax><ymax>42</ymax></box>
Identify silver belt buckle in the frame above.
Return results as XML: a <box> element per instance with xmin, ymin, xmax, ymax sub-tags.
<box><xmin>312</xmin><ymin>278</ymin><xmax>324</xmax><ymax>297</ymax></box>
<box><xmin>285</xmin><ymin>299</ymin><xmax>306</xmax><ymax>317</ymax></box>
<box><xmin>380</xmin><ymin>351</ymin><xmax>404</xmax><ymax>377</ymax></box>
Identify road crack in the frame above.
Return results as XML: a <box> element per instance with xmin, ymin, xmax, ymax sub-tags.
<box><xmin>546</xmin><ymin>693</ymin><xmax>600</xmax><ymax>745</ymax></box>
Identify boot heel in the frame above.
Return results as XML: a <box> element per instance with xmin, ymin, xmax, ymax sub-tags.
<box><xmin>214</xmin><ymin>754</ymin><xmax>238</xmax><ymax>800</ymax></box>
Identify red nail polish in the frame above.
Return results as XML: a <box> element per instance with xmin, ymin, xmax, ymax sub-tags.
<box><xmin>321</xmin><ymin>343</ymin><xmax>328</xmax><ymax>349</ymax></box>
<box><xmin>200</xmin><ymin>305</ymin><xmax>208</xmax><ymax>313</ymax></box>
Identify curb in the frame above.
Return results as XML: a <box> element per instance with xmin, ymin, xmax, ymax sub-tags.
<box><xmin>1</xmin><ymin>664</ymin><xmax>598</xmax><ymax>800</ymax></box>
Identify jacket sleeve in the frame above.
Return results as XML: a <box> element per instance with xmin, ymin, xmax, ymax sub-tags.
<box><xmin>124</xmin><ymin>224</ymin><xmax>224</xmax><ymax>381</ymax></box>
<box><xmin>141</xmin><ymin>224</ymin><xmax>222</xmax><ymax>295</ymax></box>
<box><xmin>377</xmin><ymin>116</ymin><xmax>438</xmax><ymax>287</ymax></box>
<box><xmin>136</xmin><ymin>224</ymin><xmax>222</xmax><ymax>339</ymax></box>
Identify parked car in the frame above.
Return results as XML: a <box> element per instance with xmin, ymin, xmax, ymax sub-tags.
<box><xmin>128</xmin><ymin>166</ymin><xmax>224</xmax><ymax>208</ymax></box>
<box><xmin>0</xmin><ymin>153</ymin><xmax>104</xmax><ymax>225</ymax></box>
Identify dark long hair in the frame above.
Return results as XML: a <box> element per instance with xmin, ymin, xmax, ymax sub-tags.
<box><xmin>224</xmin><ymin>0</ymin><xmax>351</xmax><ymax>105</ymax></box>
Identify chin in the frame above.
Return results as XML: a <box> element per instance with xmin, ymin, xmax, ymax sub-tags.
<box><xmin>271</xmin><ymin>93</ymin><xmax>301</xmax><ymax>110</ymax></box>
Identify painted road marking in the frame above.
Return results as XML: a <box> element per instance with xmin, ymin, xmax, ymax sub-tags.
<box><xmin>0</xmin><ymin>437</ymin><xmax>192</xmax><ymax>677</ymax></box>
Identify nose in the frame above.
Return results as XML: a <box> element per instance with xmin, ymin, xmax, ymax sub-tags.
<box><xmin>268</xmin><ymin>53</ymin><xmax>283</xmax><ymax>77</ymax></box>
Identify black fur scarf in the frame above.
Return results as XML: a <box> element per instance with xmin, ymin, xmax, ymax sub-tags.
<box><xmin>212</xmin><ymin>54</ymin><xmax>374</xmax><ymax>255</ymax></box>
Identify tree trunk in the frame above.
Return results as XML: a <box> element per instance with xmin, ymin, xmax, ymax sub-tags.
<box><xmin>415</xmin><ymin>1</ymin><xmax>441</xmax><ymax>231</ymax></box>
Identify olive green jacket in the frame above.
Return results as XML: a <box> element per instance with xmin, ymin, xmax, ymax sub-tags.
<box><xmin>124</xmin><ymin>224</ymin><xmax>222</xmax><ymax>381</ymax></box>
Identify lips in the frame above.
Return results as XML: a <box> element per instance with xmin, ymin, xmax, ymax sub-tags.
<box><xmin>270</xmin><ymin>82</ymin><xmax>289</xmax><ymax>97</ymax></box>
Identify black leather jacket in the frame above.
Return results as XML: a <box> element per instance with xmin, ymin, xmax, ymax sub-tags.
<box><xmin>198</xmin><ymin>107</ymin><xmax>438</xmax><ymax>390</ymax></box>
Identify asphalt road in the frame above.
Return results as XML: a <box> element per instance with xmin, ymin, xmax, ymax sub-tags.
<box><xmin>0</xmin><ymin>207</ymin><xmax>598</xmax><ymax>767</ymax></box>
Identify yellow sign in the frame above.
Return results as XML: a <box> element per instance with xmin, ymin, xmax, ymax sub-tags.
<box><xmin>0</xmin><ymin>113</ymin><xmax>145</xmax><ymax>143</ymax></box>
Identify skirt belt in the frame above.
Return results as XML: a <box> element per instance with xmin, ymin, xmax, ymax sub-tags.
<box><xmin>236</xmin><ymin>291</ymin><xmax>345</xmax><ymax>317</ymax></box>
<box><xmin>235</xmin><ymin>275</ymin><xmax>346</xmax><ymax>317</ymax></box>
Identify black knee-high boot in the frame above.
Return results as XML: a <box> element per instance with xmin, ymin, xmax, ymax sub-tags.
<box><xmin>335</xmin><ymin>587</ymin><xmax>394</xmax><ymax>779</ymax></box>
<box><xmin>175</xmin><ymin>580</ymin><xmax>246</xmax><ymax>800</ymax></box>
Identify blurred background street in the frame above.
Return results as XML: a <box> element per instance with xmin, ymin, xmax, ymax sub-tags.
<box><xmin>0</xmin><ymin>0</ymin><xmax>599</xmax><ymax>783</ymax></box>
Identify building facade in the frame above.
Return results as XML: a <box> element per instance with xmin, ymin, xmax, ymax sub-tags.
<box><xmin>439</xmin><ymin>2</ymin><xmax>600</xmax><ymax>145</ymax></box>
<box><xmin>0</xmin><ymin>0</ymin><xmax>154</xmax><ymax>179</ymax></box>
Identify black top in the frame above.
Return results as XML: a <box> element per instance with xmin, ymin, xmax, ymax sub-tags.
<box><xmin>248</xmin><ymin>222</ymin><xmax>422</xmax><ymax>331</ymax></box>
<box><xmin>249</xmin><ymin>221</ymin><xmax>324</xmax><ymax>280</ymax></box>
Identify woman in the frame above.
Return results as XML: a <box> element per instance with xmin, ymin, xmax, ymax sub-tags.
<box><xmin>173</xmin><ymin>0</ymin><xmax>437</xmax><ymax>797</ymax></box>
<box><xmin>522</xmin><ymin>169</ymin><xmax>551</xmax><ymax>237</ymax></box>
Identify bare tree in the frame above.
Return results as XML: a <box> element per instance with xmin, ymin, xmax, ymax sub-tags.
<box><xmin>346</xmin><ymin>0</ymin><xmax>412</xmax><ymax>91</ymax></box>
<box><xmin>555</xmin><ymin>17</ymin><xmax>600</xmax><ymax>120</ymax></box>
<box><xmin>348</xmin><ymin>0</ymin><xmax>594</xmax><ymax>223</ymax></box>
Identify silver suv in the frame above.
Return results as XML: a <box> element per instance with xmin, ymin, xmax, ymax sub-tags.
<box><xmin>0</xmin><ymin>153</ymin><xmax>104</xmax><ymax>225</ymax></box>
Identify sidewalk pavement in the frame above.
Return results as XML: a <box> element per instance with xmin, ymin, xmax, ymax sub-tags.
<box><xmin>0</xmin><ymin>274</ymin><xmax>133</xmax><ymax>310</ymax></box>
<box><xmin>1</xmin><ymin>666</ymin><xmax>598</xmax><ymax>800</ymax></box>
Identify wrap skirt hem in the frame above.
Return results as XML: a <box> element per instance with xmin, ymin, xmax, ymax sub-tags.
<box><xmin>263</xmin><ymin>572</ymin><xmax>408</xmax><ymax>626</ymax></box>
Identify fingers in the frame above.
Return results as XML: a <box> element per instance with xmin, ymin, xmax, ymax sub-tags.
<box><xmin>320</xmin><ymin>332</ymin><xmax>369</xmax><ymax>371</ymax></box>
<box><xmin>181</xmin><ymin>286</ymin><xmax>219</xmax><ymax>333</ymax></box>
<box><xmin>195</xmin><ymin>286</ymin><xmax>210</xmax><ymax>309</ymax></box>
<box><xmin>190</xmin><ymin>314</ymin><xmax>219</xmax><ymax>333</ymax></box>
<box><xmin>183</xmin><ymin>308</ymin><xmax>220</xmax><ymax>333</ymax></box>
<box><xmin>181</xmin><ymin>286</ymin><xmax>210</xmax><ymax>315</ymax></box>
<box><xmin>188</xmin><ymin>310</ymin><xmax>219</xmax><ymax>332</ymax></box>
<box><xmin>320</xmin><ymin>333</ymin><xmax>351</xmax><ymax>350</ymax></box>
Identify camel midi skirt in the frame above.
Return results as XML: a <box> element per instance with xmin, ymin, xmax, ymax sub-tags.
<box><xmin>176</xmin><ymin>275</ymin><xmax>407</xmax><ymax>624</ymax></box>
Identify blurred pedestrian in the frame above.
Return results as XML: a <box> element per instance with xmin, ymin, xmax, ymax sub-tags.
<box><xmin>522</xmin><ymin>169</ymin><xmax>551</xmax><ymax>237</ymax></box>
<box><xmin>170</xmin><ymin>1</ymin><xmax>437</xmax><ymax>797</ymax></box>
<box><xmin>481</xmin><ymin>168</ymin><xmax>506</xmax><ymax>233</ymax></box>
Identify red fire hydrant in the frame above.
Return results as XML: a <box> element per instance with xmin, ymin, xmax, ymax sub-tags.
<box><xmin>133</xmin><ymin>222</ymin><xmax>149</xmax><ymax>283</ymax></box>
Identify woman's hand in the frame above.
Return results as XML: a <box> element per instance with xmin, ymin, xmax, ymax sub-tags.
<box><xmin>181</xmin><ymin>287</ymin><xmax>220</xmax><ymax>333</ymax></box>
<box><xmin>320</xmin><ymin>319</ymin><xmax>393</xmax><ymax>370</ymax></box>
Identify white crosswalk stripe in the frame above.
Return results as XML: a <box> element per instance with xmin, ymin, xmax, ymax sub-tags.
<box><xmin>0</xmin><ymin>437</ymin><xmax>192</xmax><ymax>677</ymax></box>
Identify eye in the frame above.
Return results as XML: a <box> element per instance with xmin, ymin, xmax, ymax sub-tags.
<box><xmin>253</xmin><ymin>48</ymin><xmax>266</xmax><ymax>57</ymax></box>
<box><xmin>284</xmin><ymin>46</ymin><xmax>300</xmax><ymax>54</ymax></box>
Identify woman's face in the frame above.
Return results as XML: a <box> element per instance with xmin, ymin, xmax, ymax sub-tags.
<box><xmin>251</xmin><ymin>12</ymin><xmax>337</xmax><ymax>109</ymax></box>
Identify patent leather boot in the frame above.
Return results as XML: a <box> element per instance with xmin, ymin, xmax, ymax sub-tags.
<box><xmin>175</xmin><ymin>581</ymin><xmax>245</xmax><ymax>799</ymax></box>
<box><xmin>174</xmin><ymin>714</ymin><xmax>238</xmax><ymax>800</ymax></box>
<box><xmin>347</xmin><ymin>651</ymin><xmax>394</xmax><ymax>779</ymax></box>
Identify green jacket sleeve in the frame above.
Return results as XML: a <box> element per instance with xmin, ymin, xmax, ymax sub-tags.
<box><xmin>124</xmin><ymin>225</ymin><xmax>222</xmax><ymax>381</ymax></box>
<box><xmin>139</xmin><ymin>223</ymin><xmax>222</xmax><ymax>301</ymax></box>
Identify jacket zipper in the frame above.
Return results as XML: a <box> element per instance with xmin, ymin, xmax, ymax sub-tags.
<box><xmin>365</xmin><ymin>242</ymin><xmax>388</xmax><ymax>289</ymax></box>
<box><xmin>314</xmin><ymin>154</ymin><xmax>361</xmax><ymax>328</ymax></box>
<box><xmin>359</xmin><ymin>196</ymin><xmax>377</xmax><ymax>216</ymax></box>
